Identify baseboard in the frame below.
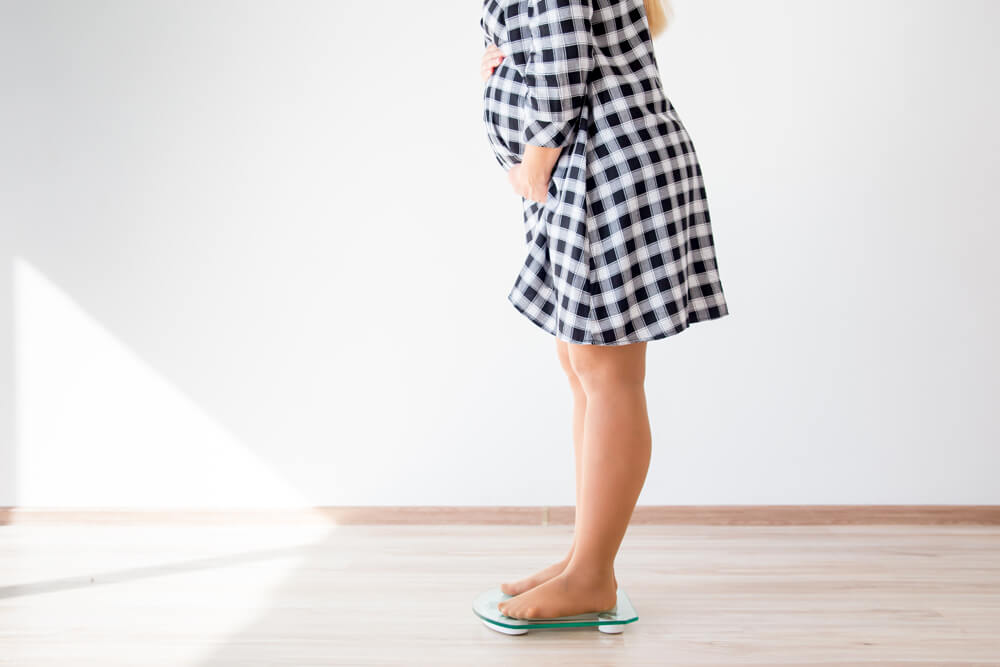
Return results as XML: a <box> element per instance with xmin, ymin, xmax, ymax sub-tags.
<box><xmin>1</xmin><ymin>505</ymin><xmax>998</xmax><ymax>526</ymax></box>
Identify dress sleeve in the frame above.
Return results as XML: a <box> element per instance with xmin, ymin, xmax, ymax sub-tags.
<box><xmin>480</xmin><ymin>15</ymin><xmax>490</xmax><ymax>48</ymax></box>
<box><xmin>522</xmin><ymin>0</ymin><xmax>594</xmax><ymax>149</ymax></box>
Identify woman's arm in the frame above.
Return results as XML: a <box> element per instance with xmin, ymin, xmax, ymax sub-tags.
<box><xmin>510</xmin><ymin>0</ymin><xmax>594</xmax><ymax>202</ymax></box>
<box><xmin>522</xmin><ymin>0</ymin><xmax>594</xmax><ymax>149</ymax></box>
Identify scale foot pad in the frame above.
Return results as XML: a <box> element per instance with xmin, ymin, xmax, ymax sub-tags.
<box><xmin>472</xmin><ymin>587</ymin><xmax>637</xmax><ymax>635</ymax></box>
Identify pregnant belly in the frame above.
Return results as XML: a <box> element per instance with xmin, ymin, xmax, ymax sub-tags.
<box><xmin>482</xmin><ymin>56</ymin><xmax>526</xmax><ymax>171</ymax></box>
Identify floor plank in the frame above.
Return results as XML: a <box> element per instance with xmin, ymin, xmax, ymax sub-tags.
<box><xmin>0</xmin><ymin>524</ymin><xmax>997</xmax><ymax>665</ymax></box>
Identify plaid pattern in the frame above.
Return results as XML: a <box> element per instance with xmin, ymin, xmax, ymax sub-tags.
<box><xmin>482</xmin><ymin>0</ymin><xmax>730</xmax><ymax>345</ymax></box>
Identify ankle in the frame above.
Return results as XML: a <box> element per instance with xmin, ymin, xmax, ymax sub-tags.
<box><xmin>563</xmin><ymin>560</ymin><xmax>615</xmax><ymax>583</ymax></box>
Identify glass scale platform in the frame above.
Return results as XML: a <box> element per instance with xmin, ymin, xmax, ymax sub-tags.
<box><xmin>472</xmin><ymin>587</ymin><xmax>638</xmax><ymax>635</ymax></box>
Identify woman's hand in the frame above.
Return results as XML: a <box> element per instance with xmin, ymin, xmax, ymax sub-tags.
<box><xmin>481</xmin><ymin>43</ymin><xmax>505</xmax><ymax>83</ymax></box>
<box><xmin>507</xmin><ymin>164</ymin><xmax>549</xmax><ymax>204</ymax></box>
<box><xmin>509</xmin><ymin>144</ymin><xmax>564</xmax><ymax>204</ymax></box>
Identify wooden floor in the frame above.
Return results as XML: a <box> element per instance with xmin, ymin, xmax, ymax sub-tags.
<box><xmin>1</xmin><ymin>523</ymin><xmax>998</xmax><ymax>665</ymax></box>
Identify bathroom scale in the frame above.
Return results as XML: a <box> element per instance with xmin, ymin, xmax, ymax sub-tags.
<box><xmin>472</xmin><ymin>586</ymin><xmax>638</xmax><ymax>635</ymax></box>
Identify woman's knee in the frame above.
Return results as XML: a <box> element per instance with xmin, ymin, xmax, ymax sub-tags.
<box><xmin>567</xmin><ymin>341</ymin><xmax>646</xmax><ymax>391</ymax></box>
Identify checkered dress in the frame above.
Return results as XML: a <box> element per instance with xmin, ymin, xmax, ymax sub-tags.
<box><xmin>481</xmin><ymin>0</ymin><xmax>730</xmax><ymax>345</ymax></box>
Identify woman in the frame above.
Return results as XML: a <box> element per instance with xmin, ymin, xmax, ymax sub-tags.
<box><xmin>480</xmin><ymin>0</ymin><xmax>729</xmax><ymax>619</ymax></box>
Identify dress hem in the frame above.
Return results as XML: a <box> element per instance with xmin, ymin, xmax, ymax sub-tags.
<box><xmin>507</xmin><ymin>291</ymin><xmax>730</xmax><ymax>346</ymax></box>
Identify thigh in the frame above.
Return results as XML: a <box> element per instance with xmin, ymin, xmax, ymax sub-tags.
<box><xmin>566</xmin><ymin>340</ymin><xmax>647</xmax><ymax>387</ymax></box>
<box><xmin>555</xmin><ymin>337</ymin><xmax>577</xmax><ymax>380</ymax></box>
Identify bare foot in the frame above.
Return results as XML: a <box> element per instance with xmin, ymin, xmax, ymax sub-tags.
<box><xmin>501</xmin><ymin>551</ymin><xmax>618</xmax><ymax>597</ymax></box>
<box><xmin>500</xmin><ymin>555</ymin><xmax>572</xmax><ymax>596</ymax></box>
<box><xmin>497</xmin><ymin>569</ymin><xmax>618</xmax><ymax>620</ymax></box>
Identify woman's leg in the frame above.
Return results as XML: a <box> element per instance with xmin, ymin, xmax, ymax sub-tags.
<box><xmin>500</xmin><ymin>338</ymin><xmax>587</xmax><ymax>595</ymax></box>
<box><xmin>498</xmin><ymin>340</ymin><xmax>651</xmax><ymax>620</ymax></box>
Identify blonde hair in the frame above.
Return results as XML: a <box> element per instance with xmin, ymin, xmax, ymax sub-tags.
<box><xmin>644</xmin><ymin>0</ymin><xmax>671</xmax><ymax>39</ymax></box>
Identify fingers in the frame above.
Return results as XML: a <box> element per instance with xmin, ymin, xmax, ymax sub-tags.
<box><xmin>481</xmin><ymin>44</ymin><xmax>505</xmax><ymax>83</ymax></box>
<box><xmin>482</xmin><ymin>56</ymin><xmax>504</xmax><ymax>80</ymax></box>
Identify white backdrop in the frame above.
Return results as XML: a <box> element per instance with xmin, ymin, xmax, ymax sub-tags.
<box><xmin>0</xmin><ymin>0</ymin><xmax>997</xmax><ymax>507</ymax></box>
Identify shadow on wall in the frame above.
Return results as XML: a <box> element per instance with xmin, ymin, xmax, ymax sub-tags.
<box><xmin>1</xmin><ymin>256</ymin><xmax>315</xmax><ymax>512</ymax></box>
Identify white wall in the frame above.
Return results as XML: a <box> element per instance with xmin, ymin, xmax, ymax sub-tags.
<box><xmin>0</xmin><ymin>0</ymin><xmax>997</xmax><ymax>508</ymax></box>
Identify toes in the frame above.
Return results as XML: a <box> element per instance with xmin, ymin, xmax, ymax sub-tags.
<box><xmin>501</xmin><ymin>580</ymin><xmax>523</xmax><ymax>596</ymax></box>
